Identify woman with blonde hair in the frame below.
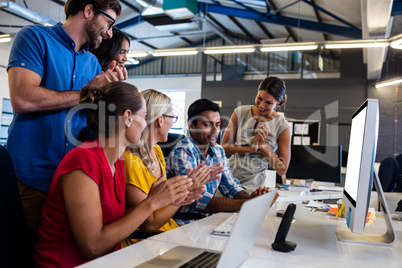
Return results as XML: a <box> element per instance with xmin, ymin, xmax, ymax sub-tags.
<box><xmin>123</xmin><ymin>89</ymin><xmax>223</xmax><ymax>245</ymax></box>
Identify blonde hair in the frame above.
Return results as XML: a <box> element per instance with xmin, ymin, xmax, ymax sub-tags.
<box><xmin>130</xmin><ymin>89</ymin><xmax>172</xmax><ymax>177</ymax></box>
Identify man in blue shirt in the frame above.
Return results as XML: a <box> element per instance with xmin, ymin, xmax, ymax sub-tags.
<box><xmin>166</xmin><ymin>99</ymin><xmax>277</xmax><ymax>224</ymax></box>
<box><xmin>7</xmin><ymin>0</ymin><xmax>123</xmax><ymax>244</ymax></box>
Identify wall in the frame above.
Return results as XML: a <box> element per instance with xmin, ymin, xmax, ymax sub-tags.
<box><xmin>202</xmin><ymin>50</ymin><xmax>401</xmax><ymax>162</ymax></box>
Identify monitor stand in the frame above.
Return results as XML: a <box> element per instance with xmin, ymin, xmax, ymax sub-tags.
<box><xmin>336</xmin><ymin>170</ymin><xmax>397</xmax><ymax>246</ymax></box>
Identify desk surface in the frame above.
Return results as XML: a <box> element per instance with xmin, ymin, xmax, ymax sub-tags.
<box><xmin>277</xmin><ymin>188</ymin><xmax>343</xmax><ymax>202</ymax></box>
<box><xmin>79</xmin><ymin>194</ymin><xmax>402</xmax><ymax>268</ymax></box>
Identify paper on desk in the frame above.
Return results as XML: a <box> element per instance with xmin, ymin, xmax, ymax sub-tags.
<box><xmin>305</xmin><ymin>200</ymin><xmax>324</xmax><ymax>208</ymax></box>
<box><xmin>305</xmin><ymin>200</ymin><xmax>334</xmax><ymax>211</ymax></box>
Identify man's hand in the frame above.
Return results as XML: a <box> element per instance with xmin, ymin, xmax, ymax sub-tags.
<box><xmin>87</xmin><ymin>60</ymin><xmax>128</xmax><ymax>88</ymax></box>
<box><xmin>250</xmin><ymin>187</ymin><xmax>279</xmax><ymax>207</ymax></box>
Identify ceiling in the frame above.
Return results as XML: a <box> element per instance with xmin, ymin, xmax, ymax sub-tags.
<box><xmin>1</xmin><ymin>0</ymin><xmax>402</xmax><ymax>79</ymax></box>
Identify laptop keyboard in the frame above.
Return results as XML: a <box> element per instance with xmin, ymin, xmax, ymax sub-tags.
<box><xmin>179</xmin><ymin>251</ymin><xmax>221</xmax><ymax>268</ymax></box>
<box><xmin>212</xmin><ymin>213</ymin><xmax>239</xmax><ymax>236</ymax></box>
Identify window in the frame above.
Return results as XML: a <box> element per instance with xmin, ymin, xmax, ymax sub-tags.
<box><xmin>160</xmin><ymin>91</ymin><xmax>186</xmax><ymax>134</ymax></box>
<box><xmin>1</xmin><ymin>99</ymin><xmax>14</xmax><ymax>146</ymax></box>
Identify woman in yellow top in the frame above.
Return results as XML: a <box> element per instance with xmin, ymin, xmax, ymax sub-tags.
<box><xmin>123</xmin><ymin>89</ymin><xmax>223</xmax><ymax>246</ymax></box>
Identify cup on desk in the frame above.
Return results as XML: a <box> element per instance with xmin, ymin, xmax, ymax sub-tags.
<box><xmin>337</xmin><ymin>199</ymin><xmax>345</xmax><ymax>218</ymax></box>
<box><xmin>265</xmin><ymin>170</ymin><xmax>276</xmax><ymax>188</ymax></box>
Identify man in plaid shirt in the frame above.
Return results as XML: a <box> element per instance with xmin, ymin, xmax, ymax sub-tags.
<box><xmin>166</xmin><ymin>99</ymin><xmax>276</xmax><ymax>224</ymax></box>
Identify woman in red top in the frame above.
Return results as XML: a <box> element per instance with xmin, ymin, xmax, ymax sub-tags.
<box><xmin>35</xmin><ymin>82</ymin><xmax>199</xmax><ymax>267</ymax></box>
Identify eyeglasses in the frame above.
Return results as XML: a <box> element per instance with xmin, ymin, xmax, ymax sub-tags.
<box><xmin>95</xmin><ymin>8</ymin><xmax>115</xmax><ymax>30</ymax></box>
<box><xmin>162</xmin><ymin>114</ymin><xmax>178</xmax><ymax>123</ymax></box>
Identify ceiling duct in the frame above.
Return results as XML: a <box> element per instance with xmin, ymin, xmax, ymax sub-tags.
<box><xmin>136</xmin><ymin>0</ymin><xmax>163</xmax><ymax>16</ymax></box>
<box><xmin>137</xmin><ymin>0</ymin><xmax>162</xmax><ymax>8</ymax></box>
<box><xmin>0</xmin><ymin>1</ymin><xmax>57</xmax><ymax>25</ymax></box>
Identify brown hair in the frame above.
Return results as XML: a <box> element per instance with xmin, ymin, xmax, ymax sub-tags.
<box><xmin>257</xmin><ymin>77</ymin><xmax>287</xmax><ymax>106</ymax></box>
<box><xmin>65</xmin><ymin>0</ymin><xmax>121</xmax><ymax>20</ymax></box>
<box><xmin>91</xmin><ymin>27</ymin><xmax>131</xmax><ymax>71</ymax></box>
<box><xmin>80</xmin><ymin>81</ymin><xmax>143</xmax><ymax>137</ymax></box>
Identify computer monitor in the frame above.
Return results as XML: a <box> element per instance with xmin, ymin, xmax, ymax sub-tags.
<box><xmin>337</xmin><ymin>99</ymin><xmax>396</xmax><ymax>245</ymax></box>
<box><xmin>286</xmin><ymin>145</ymin><xmax>342</xmax><ymax>184</ymax></box>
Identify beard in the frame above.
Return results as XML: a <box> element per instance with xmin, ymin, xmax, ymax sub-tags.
<box><xmin>85</xmin><ymin>18</ymin><xmax>103</xmax><ymax>49</ymax></box>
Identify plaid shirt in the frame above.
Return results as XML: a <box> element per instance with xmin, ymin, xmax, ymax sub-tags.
<box><xmin>166</xmin><ymin>136</ymin><xmax>244</xmax><ymax>224</ymax></box>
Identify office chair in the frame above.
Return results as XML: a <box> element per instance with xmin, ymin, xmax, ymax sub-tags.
<box><xmin>375</xmin><ymin>157</ymin><xmax>399</xmax><ymax>192</ymax></box>
<box><xmin>157</xmin><ymin>132</ymin><xmax>185</xmax><ymax>158</ymax></box>
<box><xmin>0</xmin><ymin>145</ymin><xmax>34</xmax><ymax>267</ymax></box>
<box><xmin>396</xmin><ymin>154</ymin><xmax>402</xmax><ymax>192</ymax></box>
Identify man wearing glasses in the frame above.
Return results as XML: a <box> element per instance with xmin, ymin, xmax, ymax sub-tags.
<box><xmin>7</xmin><ymin>0</ymin><xmax>122</xmax><ymax>246</ymax></box>
<box><xmin>166</xmin><ymin>99</ymin><xmax>278</xmax><ymax>225</ymax></box>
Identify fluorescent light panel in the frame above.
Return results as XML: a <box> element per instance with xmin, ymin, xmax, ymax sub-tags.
<box><xmin>325</xmin><ymin>40</ymin><xmax>389</xmax><ymax>49</ymax></box>
<box><xmin>126</xmin><ymin>58</ymin><xmax>140</xmax><ymax>65</ymax></box>
<box><xmin>152</xmin><ymin>48</ymin><xmax>198</xmax><ymax>56</ymax></box>
<box><xmin>390</xmin><ymin>39</ymin><xmax>402</xmax><ymax>49</ymax></box>
<box><xmin>0</xmin><ymin>34</ymin><xmax>11</xmax><ymax>43</ymax></box>
<box><xmin>374</xmin><ymin>78</ymin><xmax>402</xmax><ymax>88</ymax></box>
<box><xmin>261</xmin><ymin>43</ymin><xmax>318</xmax><ymax>52</ymax></box>
<box><xmin>127</xmin><ymin>51</ymin><xmax>149</xmax><ymax>58</ymax></box>
<box><xmin>204</xmin><ymin>46</ymin><xmax>255</xmax><ymax>54</ymax></box>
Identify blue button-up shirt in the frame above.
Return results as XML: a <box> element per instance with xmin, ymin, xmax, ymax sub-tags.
<box><xmin>166</xmin><ymin>136</ymin><xmax>244</xmax><ymax>224</ymax></box>
<box><xmin>7</xmin><ymin>23</ymin><xmax>101</xmax><ymax>192</ymax></box>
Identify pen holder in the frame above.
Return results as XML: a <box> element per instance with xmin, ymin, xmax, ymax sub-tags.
<box><xmin>337</xmin><ymin>199</ymin><xmax>345</xmax><ymax>218</ymax></box>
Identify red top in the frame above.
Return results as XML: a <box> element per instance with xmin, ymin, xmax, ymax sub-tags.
<box><xmin>35</xmin><ymin>139</ymin><xmax>126</xmax><ymax>268</ymax></box>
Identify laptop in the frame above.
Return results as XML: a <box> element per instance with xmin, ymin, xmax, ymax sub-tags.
<box><xmin>135</xmin><ymin>190</ymin><xmax>277</xmax><ymax>268</ymax></box>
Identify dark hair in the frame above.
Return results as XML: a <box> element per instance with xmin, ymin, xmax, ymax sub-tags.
<box><xmin>79</xmin><ymin>81</ymin><xmax>143</xmax><ymax>137</ymax></box>
<box><xmin>188</xmin><ymin>99</ymin><xmax>220</xmax><ymax>126</ymax></box>
<box><xmin>65</xmin><ymin>0</ymin><xmax>121</xmax><ymax>20</ymax></box>
<box><xmin>91</xmin><ymin>27</ymin><xmax>130</xmax><ymax>71</ymax></box>
<box><xmin>258</xmin><ymin>77</ymin><xmax>287</xmax><ymax>106</ymax></box>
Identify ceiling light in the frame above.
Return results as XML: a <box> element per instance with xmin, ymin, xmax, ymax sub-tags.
<box><xmin>260</xmin><ymin>43</ymin><xmax>318</xmax><ymax>52</ymax></box>
<box><xmin>325</xmin><ymin>40</ymin><xmax>389</xmax><ymax>49</ymax></box>
<box><xmin>204</xmin><ymin>46</ymin><xmax>255</xmax><ymax>54</ymax></box>
<box><xmin>390</xmin><ymin>35</ymin><xmax>402</xmax><ymax>49</ymax></box>
<box><xmin>152</xmin><ymin>48</ymin><xmax>199</xmax><ymax>57</ymax></box>
<box><xmin>374</xmin><ymin>78</ymin><xmax>402</xmax><ymax>88</ymax></box>
<box><xmin>127</xmin><ymin>51</ymin><xmax>149</xmax><ymax>58</ymax></box>
<box><xmin>126</xmin><ymin>58</ymin><xmax>140</xmax><ymax>65</ymax></box>
<box><xmin>0</xmin><ymin>34</ymin><xmax>11</xmax><ymax>43</ymax></box>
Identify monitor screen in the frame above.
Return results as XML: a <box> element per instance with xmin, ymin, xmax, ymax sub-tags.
<box><xmin>342</xmin><ymin>99</ymin><xmax>379</xmax><ymax>234</ymax></box>
<box><xmin>344</xmin><ymin>106</ymin><xmax>367</xmax><ymax>204</ymax></box>
<box><xmin>286</xmin><ymin>145</ymin><xmax>342</xmax><ymax>183</ymax></box>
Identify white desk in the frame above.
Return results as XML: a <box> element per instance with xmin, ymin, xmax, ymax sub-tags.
<box><xmin>79</xmin><ymin>198</ymin><xmax>402</xmax><ymax>268</ymax></box>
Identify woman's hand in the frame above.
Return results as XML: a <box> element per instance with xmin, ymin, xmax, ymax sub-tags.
<box><xmin>254</xmin><ymin>125</ymin><xmax>270</xmax><ymax>149</ymax></box>
<box><xmin>171</xmin><ymin>185</ymin><xmax>206</xmax><ymax>206</ymax></box>
<box><xmin>148</xmin><ymin>173</ymin><xmax>192</xmax><ymax>209</ymax></box>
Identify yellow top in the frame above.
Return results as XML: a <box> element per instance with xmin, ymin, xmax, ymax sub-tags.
<box><xmin>121</xmin><ymin>145</ymin><xmax>179</xmax><ymax>247</ymax></box>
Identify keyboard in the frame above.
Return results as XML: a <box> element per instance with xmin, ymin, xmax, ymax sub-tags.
<box><xmin>179</xmin><ymin>251</ymin><xmax>221</xmax><ymax>268</ymax></box>
<box><xmin>212</xmin><ymin>213</ymin><xmax>239</xmax><ymax>236</ymax></box>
